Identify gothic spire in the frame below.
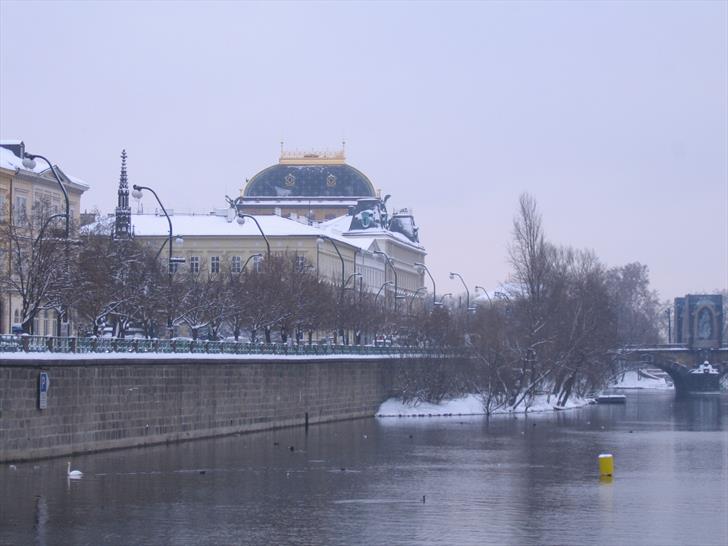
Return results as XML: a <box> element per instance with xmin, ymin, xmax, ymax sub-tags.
<box><xmin>114</xmin><ymin>149</ymin><xmax>132</xmax><ymax>240</ymax></box>
<box><xmin>119</xmin><ymin>149</ymin><xmax>128</xmax><ymax>190</ymax></box>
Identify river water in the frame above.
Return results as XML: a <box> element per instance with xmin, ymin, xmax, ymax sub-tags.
<box><xmin>1</xmin><ymin>390</ymin><xmax>727</xmax><ymax>546</ymax></box>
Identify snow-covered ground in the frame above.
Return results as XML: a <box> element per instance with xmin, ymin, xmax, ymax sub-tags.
<box><xmin>610</xmin><ymin>370</ymin><xmax>672</xmax><ymax>390</ymax></box>
<box><xmin>377</xmin><ymin>393</ymin><xmax>588</xmax><ymax>418</ymax></box>
<box><xmin>377</xmin><ymin>369</ymin><xmax>673</xmax><ymax>418</ymax></box>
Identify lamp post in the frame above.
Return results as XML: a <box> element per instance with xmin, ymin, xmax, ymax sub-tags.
<box><xmin>408</xmin><ymin>286</ymin><xmax>427</xmax><ymax>314</ymax></box>
<box><xmin>343</xmin><ymin>272</ymin><xmax>362</xmax><ymax>292</ymax></box>
<box><xmin>318</xmin><ymin>235</ymin><xmax>348</xmax><ymax>344</ymax></box>
<box><xmin>317</xmin><ymin>236</ymin><xmax>346</xmax><ymax>295</ymax></box>
<box><xmin>22</xmin><ymin>153</ymin><xmax>70</xmax><ymax>238</ymax></box>
<box><xmin>414</xmin><ymin>262</ymin><xmax>436</xmax><ymax>305</ymax></box>
<box><xmin>132</xmin><ymin>184</ymin><xmax>175</xmax><ymax>336</ymax></box>
<box><xmin>449</xmin><ymin>272</ymin><xmax>472</xmax><ymax>312</ymax></box>
<box><xmin>243</xmin><ymin>253</ymin><xmax>263</xmax><ymax>272</ymax></box>
<box><xmin>375</xmin><ymin>281</ymin><xmax>393</xmax><ymax>306</ymax></box>
<box><xmin>236</xmin><ymin>214</ymin><xmax>270</xmax><ymax>260</ymax></box>
<box><xmin>23</xmin><ymin>153</ymin><xmax>72</xmax><ymax>336</ymax></box>
<box><xmin>34</xmin><ymin>213</ymin><xmax>67</xmax><ymax>244</ymax></box>
<box><xmin>374</xmin><ymin>251</ymin><xmax>398</xmax><ymax>312</ymax></box>
<box><xmin>475</xmin><ymin>286</ymin><xmax>492</xmax><ymax>304</ymax></box>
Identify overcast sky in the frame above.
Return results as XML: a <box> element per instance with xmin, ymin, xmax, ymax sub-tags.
<box><xmin>1</xmin><ymin>0</ymin><xmax>726</xmax><ymax>300</ymax></box>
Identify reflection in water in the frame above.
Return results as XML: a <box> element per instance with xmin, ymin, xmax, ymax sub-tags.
<box><xmin>34</xmin><ymin>495</ymin><xmax>47</xmax><ymax>546</ymax></box>
<box><xmin>0</xmin><ymin>391</ymin><xmax>726</xmax><ymax>546</ymax></box>
<box><xmin>673</xmin><ymin>394</ymin><xmax>722</xmax><ymax>430</ymax></box>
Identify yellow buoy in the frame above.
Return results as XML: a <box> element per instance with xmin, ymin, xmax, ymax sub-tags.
<box><xmin>599</xmin><ymin>453</ymin><xmax>614</xmax><ymax>477</ymax></box>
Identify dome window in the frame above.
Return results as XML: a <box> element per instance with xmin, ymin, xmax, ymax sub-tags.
<box><xmin>284</xmin><ymin>173</ymin><xmax>296</xmax><ymax>187</ymax></box>
<box><xmin>326</xmin><ymin>174</ymin><xmax>337</xmax><ymax>187</ymax></box>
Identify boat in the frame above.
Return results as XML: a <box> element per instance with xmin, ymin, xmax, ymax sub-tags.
<box><xmin>685</xmin><ymin>361</ymin><xmax>721</xmax><ymax>393</ymax></box>
<box><xmin>689</xmin><ymin>362</ymin><xmax>719</xmax><ymax>376</ymax></box>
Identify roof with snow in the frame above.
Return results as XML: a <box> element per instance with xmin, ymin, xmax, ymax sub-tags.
<box><xmin>127</xmin><ymin>212</ymin><xmax>357</xmax><ymax>247</ymax></box>
<box><xmin>0</xmin><ymin>144</ymin><xmax>90</xmax><ymax>190</ymax></box>
<box><xmin>320</xmin><ymin>213</ymin><xmax>425</xmax><ymax>251</ymax></box>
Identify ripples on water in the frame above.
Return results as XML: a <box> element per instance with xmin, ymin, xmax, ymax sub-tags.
<box><xmin>1</xmin><ymin>391</ymin><xmax>726</xmax><ymax>546</ymax></box>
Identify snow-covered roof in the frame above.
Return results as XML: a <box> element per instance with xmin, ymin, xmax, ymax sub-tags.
<box><xmin>0</xmin><ymin>146</ymin><xmax>45</xmax><ymax>174</ymax></box>
<box><xmin>129</xmin><ymin>212</ymin><xmax>354</xmax><ymax>247</ymax></box>
<box><xmin>0</xmin><ymin>146</ymin><xmax>90</xmax><ymax>189</ymax></box>
<box><xmin>320</xmin><ymin>213</ymin><xmax>425</xmax><ymax>252</ymax></box>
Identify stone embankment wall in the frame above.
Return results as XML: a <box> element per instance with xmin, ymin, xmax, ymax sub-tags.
<box><xmin>0</xmin><ymin>356</ymin><xmax>409</xmax><ymax>462</ymax></box>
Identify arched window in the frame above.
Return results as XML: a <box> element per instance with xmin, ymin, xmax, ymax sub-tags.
<box><xmin>696</xmin><ymin>308</ymin><xmax>714</xmax><ymax>340</ymax></box>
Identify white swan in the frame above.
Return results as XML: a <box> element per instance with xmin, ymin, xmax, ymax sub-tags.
<box><xmin>67</xmin><ymin>461</ymin><xmax>83</xmax><ymax>478</ymax></box>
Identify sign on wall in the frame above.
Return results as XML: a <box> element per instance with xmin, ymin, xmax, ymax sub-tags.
<box><xmin>38</xmin><ymin>372</ymin><xmax>49</xmax><ymax>410</ymax></box>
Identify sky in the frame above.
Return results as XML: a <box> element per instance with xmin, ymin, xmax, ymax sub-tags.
<box><xmin>1</xmin><ymin>0</ymin><xmax>726</xmax><ymax>301</ymax></box>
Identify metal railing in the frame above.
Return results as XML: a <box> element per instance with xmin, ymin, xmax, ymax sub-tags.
<box><xmin>0</xmin><ymin>334</ymin><xmax>463</xmax><ymax>358</ymax></box>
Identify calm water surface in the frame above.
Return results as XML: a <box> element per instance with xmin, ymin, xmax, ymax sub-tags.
<box><xmin>1</xmin><ymin>391</ymin><xmax>727</xmax><ymax>546</ymax></box>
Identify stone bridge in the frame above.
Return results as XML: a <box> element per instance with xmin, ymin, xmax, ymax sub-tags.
<box><xmin>616</xmin><ymin>345</ymin><xmax>728</xmax><ymax>395</ymax></box>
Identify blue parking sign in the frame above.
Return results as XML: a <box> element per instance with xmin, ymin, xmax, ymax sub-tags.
<box><xmin>38</xmin><ymin>372</ymin><xmax>49</xmax><ymax>410</ymax></box>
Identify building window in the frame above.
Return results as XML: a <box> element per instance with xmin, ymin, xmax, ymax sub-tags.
<box><xmin>231</xmin><ymin>255</ymin><xmax>242</xmax><ymax>273</ymax></box>
<box><xmin>13</xmin><ymin>195</ymin><xmax>27</xmax><ymax>222</ymax></box>
<box><xmin>210</xmin><ymin>256</ymin><xmax>220</xmax><ymax>273</ymax></box>
<box><xmin>253</xmin><ymin>254</ymin><xmax>263</xmax><ymax>273</ymax></box>
<box><xmin>296</xmin><ymin>255</ymin><xmax>307</xmax><ymax>272</ymax></box>
<box><xmin>169</xmin><ymin>262</ymin><xmax>179</xmax><ymax>274</ymax></box>
<box><xmin>0</xmin><ymin>193</ymin><xmax>6</xmax><ymax>221</ymax></box>
<box><xmin>190</xmin><ymin>256</ymin><xmax>200</xmax><ymax>273</ymax></box>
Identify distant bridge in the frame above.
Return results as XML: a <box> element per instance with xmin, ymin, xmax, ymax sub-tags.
<box><xmin>615</xmin><ymin>345</ymin><xmax>728</xmax><ymax>395</ymax></box>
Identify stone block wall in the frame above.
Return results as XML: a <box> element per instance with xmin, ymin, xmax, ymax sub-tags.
<box><xmin>0</xmin><ymin>357</ymin><xmax>403</xmax><ymax>462</ymax></box>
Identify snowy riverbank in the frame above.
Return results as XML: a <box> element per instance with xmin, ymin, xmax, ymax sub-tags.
<box><xmin>610</xmin><ymin>370</ymin><xmax>672</xmax><ymax>390</ymax></box>
<box><xmin>377</xmin><ymin>393</ymin><xmax>589</xmax><ymax>417</ymax></box>
<box><xmin>378</xmin><ymin>369</ymin><xmax>674</xmax><ymax>418</ymax></box>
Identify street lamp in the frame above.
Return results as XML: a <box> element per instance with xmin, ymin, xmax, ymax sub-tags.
<box><xmin>375</xmin><ymin>281</ymin><xmax>393</xmax><ymax>306</ymax></box>
<box><xmin>22</xmin><ymin>152</ymin><xmax>70</xmax><ymax>238</ymax></box>
<box><xmin>343</xmin><ymin>272</ymin><xmax>362</xmax><ymax>290</ymax></box>
<box><xmin>408</xmin><ymin>286</ymin><xmax>427</xmax><ymax>313</ymax></box>
<box><xmin>34</xmin><ymin>213</ymin><xmax>67</xmax><ymax>244</ymax></box>
<box><xmin>374</xmin><ymin>251</ymin><xmax>398</xmax><ymax>312</ymax></box>
<box><xmin>23</xmin><ymin>152</ymin><xmax>72</xmax><ymax>336</ymax></box>
<box><xmin>414</xmin><ymin>262</ymin><xmax>436</xmax><ymax>305</ymax></box>
<box><xmin>236</xmin><ymin>213</ymin><xmax>270</xmax><ymax>260</ymax></box>
<box><xmin>449</xmin><ymin>272</ymin><xmax>471</xmax><ymax>313</ymax></box>
<box><xmin>475</xmin><ymin>286</ymin><xmax>492</xmax><ymax>304</ymax></box>
<box><xmin>317</xmin><ymin>236</ymin><xmax>346</xmax><ymax>294</ymax></box>
<box><xmin>243</xmin><ymin>253</ymin><xmax>263</xmax><ymax>272</ymax></box>
<box><xmin>434</xmin><ymin>293</ymin><xmax>452</xmax><ymax>307</ymax></box>
<box><xmin>132</xmin><ymin>184</ymin><xmax>175</xmax><ymax>336</ymax></box>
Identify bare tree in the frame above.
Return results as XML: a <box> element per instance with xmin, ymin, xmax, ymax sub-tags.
<box><xmin>0</xmin><ymin>205</ymin><xmax>74</xmax><ymax>333</ymax></box>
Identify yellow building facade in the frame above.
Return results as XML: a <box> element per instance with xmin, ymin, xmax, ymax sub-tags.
<box><xmin>0</xmin><ymin>141</ymin><xmax>89</xmax><ymax>334</ymax></box>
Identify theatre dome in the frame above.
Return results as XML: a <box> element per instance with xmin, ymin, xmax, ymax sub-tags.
<box><xmin>243</xmin><ymin>150</ymin><xmax>376</xmax><ymax>199</ymax></box>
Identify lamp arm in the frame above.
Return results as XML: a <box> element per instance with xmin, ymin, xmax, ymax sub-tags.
<box><xmin>29</xmin><ymin>154</ymin><xmax>70</xmax><ymax>238</ymax></box>
<box><xmin>240</xmin><ymin>214</ymin><xmax>270</xmax><ymax>260</ymax></box>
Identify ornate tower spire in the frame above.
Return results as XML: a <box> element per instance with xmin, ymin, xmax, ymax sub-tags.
<box><xmin>119</xmin><ymin>149</ymin><xmax>128</xmax><ymax>191</ymax></box>
<box><xmin>114</xmin><ymin>149</ymin><xmax>133</xmax><ymax>240</ymax></box>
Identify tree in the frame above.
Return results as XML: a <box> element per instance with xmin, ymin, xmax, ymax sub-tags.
<box><xmin>74</xmin><ymin>229</ymin><xmax>166</xmax><ymax>337</ymax></box>
<box><xmin>0</xmin><ymin>205</ymin><xmax>74</xmax><ymax>333</ymax></box>
<box><xmin>606</xmin><ymin>262</ymin><xmax>661</xmax><ymax>345</ymax></box>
